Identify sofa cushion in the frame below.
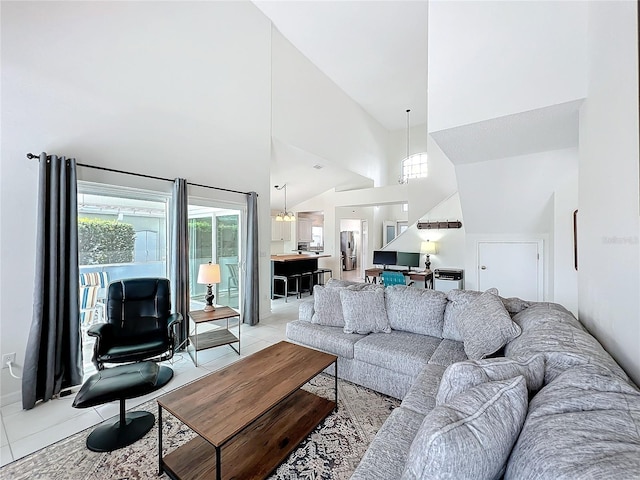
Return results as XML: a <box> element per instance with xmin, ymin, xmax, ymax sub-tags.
<box><xmin>351</xmin><ymin>407</ymin><xmax>425</xmax><ymax>480</ymax></box>
<box><xmin>442</xmin><ymin>289</ymin><xmax>529</xmax><ymax>341</ymax></box>
<box><xmin>285</xmin><ymin>320</ymin><xmax>365</xmax><ymax>359</ymax></box>
<box><xmin>442</xmin><ymin>288</ymin><xmax>497</xmax><ymax>341</ymax></box>
<box><xmin>436</xmin><ymin>354</ymin><xmax>545</xmax><ymax>405</ymax></box>
<box><xmin>340</xmin><ymin>288</ymin><xmax>391</xmax><ymax>334</ymax></box>
<box><xmin>499</xmin><ymin>295</ymin><xmax>530</xmax><ymax>314</ymax></box>
<box><xmin>427</xmin><ymin>339</ymin><xmax>468</xmax><ymax>368</ymax></box>
<box><xmin>402</xmin><ymin>376</ymin><xmax>528</xmax><ymax>480</ymax></box>
<box><xmin>457</xmin><ymin>290</ymin><xmax>521</xmax><ymax>360</ymax></box>
<box><xmin>505</xmin><ymin>364</ymin><xmax>640</xmax><ymax>479</ymax></box>
<box><xmin>401</xmin><ymin>364</ymin><xmax>447</xmax><ymax>415</ymax></box>
<box><xmin>505</xmin><ymin>303</ymin><xmax>629</xmax><ymax>383</ymax></box>
<box><xmin>298</xmin><ymin>297</ymin><xmax>315</xmax><ymax>322</ymax></box>
<box><xmin>385</xmin><ymin>286</ymin><xmax>447</xmax><ymax>337</ymax></box>
<box><xmin>354</xmin><ymin>331</ymin><xmax>442</xmax><ymax>378</ymax></box>
<box><xmin>310</xmin><ymin>285</ymin><xmax>345</xmax><ymax>327</ymax></box>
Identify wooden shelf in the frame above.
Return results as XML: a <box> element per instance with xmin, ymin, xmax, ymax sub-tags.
<box><xmin>189</xmin><ymin>329</ymin><xmax>238</xmax><ymax>351</ymax></box>
<box><xmin>161</xmin><ymin>389</ymin><xmax>335</xmax><ymax>480</ymax></box>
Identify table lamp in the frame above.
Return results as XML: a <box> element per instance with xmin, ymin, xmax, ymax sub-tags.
<box><xmin>197</xmin><ymin>262</ymin><xmax>221</xmax><ymax>311</ymax></box>
<box><xmin>420</xmin><ymin>241</ymin><xmax>438</xmax><ymax>270</ymax></box>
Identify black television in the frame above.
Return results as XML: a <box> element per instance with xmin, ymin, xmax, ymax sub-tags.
<box><xmin>397</xmin><ymin>252</ymin><xmax>421</xmax><ymax>270</ymax></box>
<box><xmin>373</xmin><ymin>250</ymin><xmax>397</xmax><ymax>267</ymax></box>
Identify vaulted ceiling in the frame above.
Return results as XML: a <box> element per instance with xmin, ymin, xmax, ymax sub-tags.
<box><xmin>255</xmin><ymin>1</ymin><xmax>588</xmax><ymax>208</ymax></box>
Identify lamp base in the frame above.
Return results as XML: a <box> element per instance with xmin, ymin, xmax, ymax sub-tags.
<box><xmin>425</xmin><ymin>254</ymin><xmax>431</xmax><ymax>271</ymax></box>
<box><xmin>204</xmin><ymin>285</ymin><xmax>215</xmax><ymax>311</ymax></box>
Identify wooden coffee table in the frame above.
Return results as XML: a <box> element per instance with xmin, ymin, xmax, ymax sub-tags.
<box><xmin>157</xmin><ymin>341</ymin><xmax>338</xmax><ymax>480</ymax></box>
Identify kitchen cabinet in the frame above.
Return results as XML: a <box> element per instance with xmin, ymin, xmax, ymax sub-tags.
<box><xmin>271</xmin><ymin>217</ymin><xmax>292</xmax><ymax>241</ymax></box>
<box><xmin>297</xmin><ymin>218</ymin><xmax>312</xmax><ymax>242</ymax></box>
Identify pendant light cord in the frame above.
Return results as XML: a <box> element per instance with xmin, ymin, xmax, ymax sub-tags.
<box><xmin>406</xmin><ymin>109</ymin><xmax>411</xmax><ymax>158</ymax></box>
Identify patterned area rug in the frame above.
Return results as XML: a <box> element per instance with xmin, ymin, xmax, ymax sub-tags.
<box><xmin>1</xmin><ymin>374</ymin><xmax>398</xmax><ymax>479</ymax></box>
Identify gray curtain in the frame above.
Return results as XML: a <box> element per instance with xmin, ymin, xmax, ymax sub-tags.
<box><xmin>243</xmin><ymin>192</ymin><xmax>259</xmax><ymax>325</ymax></box>
<box><xmin>22</xmin><ymin>153</ymin><xmax>82</xmax><ymax>410</ymax></box>
<box><xmin>170</xmin><ymin>178</ymin><xmax>190</xmax><ymax>346</ymax></box>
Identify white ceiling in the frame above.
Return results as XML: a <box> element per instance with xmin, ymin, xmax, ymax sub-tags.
<box><xmin>253</xmin><ymin>0</ymin><xmax>428</xmax><ymax>131</ymax></box>
<box><xmin>255</xmin><ymin>1</ymin><xmax>585</xmax><ymax>209</ymax></box>
<box><xmin>430</xmin><ymin>100</ymin><xmax>583</xmax><ymax>165</ymax></box>
<box><xmin>255</xmin><ymin>0</ymin><xmax>428</xmax><ymax>209</ymax></box>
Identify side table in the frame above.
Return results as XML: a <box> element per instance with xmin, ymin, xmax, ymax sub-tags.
<box><xmin>188</xmin><ymin>307</ymin><xmax>240</xmax><ymax>366</ymax></box>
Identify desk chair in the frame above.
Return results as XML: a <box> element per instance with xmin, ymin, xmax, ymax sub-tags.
<box><xmin>381</xmin><ymin>271</ymin><xmax>407</xmax><ymax>287</ymax></box>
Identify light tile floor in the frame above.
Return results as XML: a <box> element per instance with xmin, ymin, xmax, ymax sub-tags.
<box><xmin>0</xmin><ymin>297</ymin><xmax>302</xmax><ymax>467</ymax></box>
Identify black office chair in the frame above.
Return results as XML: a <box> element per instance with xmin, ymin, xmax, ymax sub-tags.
<box><xmin>88</xmin><ymin>278</ymin><xmax>182</xmax><ymax>370</ymax></box>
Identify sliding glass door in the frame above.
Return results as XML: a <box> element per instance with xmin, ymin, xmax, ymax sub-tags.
<box><xmin>77</xmin><ymin>182</ymin><xmax>170</xmax><ymax>377</ymax></box>
<box><xmin>188</xmin><ymin>202</ymin><xmax>242</xmax><ymax>310</ymax></box>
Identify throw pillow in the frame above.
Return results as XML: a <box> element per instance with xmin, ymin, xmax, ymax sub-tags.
<box><xmin>402</xmin><ymin>376</ymin><xmax>528</xmax><ymax>480</ymax></box>
<box><xmin>385</xmin><ymin>286</ymin><xmax>447</xmax><ymax>337</ymax></box>
<box><xmin>340</xmin><ymin>288</ymin><xmax>391</xmax><ymax>334</ymax></box>
<box><xmin>499</xmin><ymin>295</ymin><xmax>530</xmax><ymax>315</ymax></box>
<box><xmin>310</xmin><ymin>285</ymin><xmax>345</xmax><ymax>327</ymax></box>
<box><xmin>436</xmin><ymin>354</ymin><xmax>545</xmax><ymax>405</ymax></box>
<box><xmin>442</xmin><ymin>288</ymin><xmax>499</xmax><ymax>341</ymax></box>
<box><xmin>458</xmin><ymin>290</ymin><xmax>522</xmax><ymax>360</ymax></box>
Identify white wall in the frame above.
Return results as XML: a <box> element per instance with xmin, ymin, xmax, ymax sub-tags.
<box><xmin>553</xmin><ymin>176</ymin><xmax>579</xmax><ymax>315</ymax></box>
<box><xmin>456</xmin><ymin>148</ymin><xmax>578</xmax><ymax>235</ymax></box>
<box><xmin>271</xmin><ymin>28</ymin><xmax>390</xmax><ymax>187</ymax></box>
<box><xmin>1</xmin><ymin>1</ymin><xmax>273</xmax><ymax>405</ymax></box>
<box><xmin>428</xmin><ymin>0</ymin><xmax>588</xmax><ymax>131</ymax></box>
<box><xmin>578</xmin><ymin>1</ymin><xmax>640</xmax><ymax>385</ymax></box>
<box><xmin>455</xmin><ymin>148</ymin><xmax>578</xmax><ymax>304</ymax></box>
<box><xmin>385</xmin><ymin>193</ymin><xmax>466</xmax><ymax>273</ymax></box>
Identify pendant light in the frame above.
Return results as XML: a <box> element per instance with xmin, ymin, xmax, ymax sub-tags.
<box><xmin>274</xmin><ymin>184</ymin><xmax>295</xmax><ymax>222</ymax></box>
<box><xmin>399</xmin><ymin>108</ymin><xmax>428</xmax><ymax>183</ymax></box>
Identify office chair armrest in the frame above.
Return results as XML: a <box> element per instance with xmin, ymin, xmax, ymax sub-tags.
<box><xmin>86</xmin><ymin>322</ymin><xmax>114</xmax><ymax>339</ymax></box>
<box><xmin>167</xmin><ymin>313</ymin><xmax>182</xmax><ymax>333</ymax></box>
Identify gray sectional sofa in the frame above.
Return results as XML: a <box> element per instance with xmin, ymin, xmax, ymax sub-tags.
<box><xmin>285</xmin><ymin>279</ymin><xmax>640</xmax><ymax>479</ymax></box>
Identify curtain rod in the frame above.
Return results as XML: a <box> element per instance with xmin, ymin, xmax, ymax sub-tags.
<box><xmin>26</xmin><ymin>153</ymin><xmax>254</xmax><ymax>197</ymax></box>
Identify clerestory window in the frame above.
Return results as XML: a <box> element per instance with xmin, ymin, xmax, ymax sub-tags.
<box><xmin>401</xmin><ymin>152</ymin><xmax>428</xmax><ymax>183</ymax></box>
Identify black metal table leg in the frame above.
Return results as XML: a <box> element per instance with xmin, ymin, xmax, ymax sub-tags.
<box><xmin>334</xmin><ymin>359</ymin><xmax>338</xmax><ymax>412</ymax></box>
<box><xmin>216</xmin><ymin>446</ymin><xmax>222</xmax><ymax>480</ymax></box>
<box><xmin>158</xmin><ymin>404</ymin><xmax>163</xmax><ymax>475</ymax></box>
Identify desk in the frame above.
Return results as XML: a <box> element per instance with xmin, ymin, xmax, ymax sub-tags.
<box><xmin>365</xmin><ymin>268</ymin><xmax>433</xmax><ymax>289</ymax></box>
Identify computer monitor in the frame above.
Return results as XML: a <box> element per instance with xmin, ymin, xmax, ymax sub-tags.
<box><xmin>397</xmin><ymin>252</ymin><xmax>421</xmax><ymax>270</ymax></box>
<box><xmin>372</xmin><ymin>250</ymin><xmax>397</xmax><ymax>267</ymax></box>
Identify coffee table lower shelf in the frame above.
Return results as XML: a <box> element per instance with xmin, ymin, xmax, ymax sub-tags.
<box><xmin>160</xmin><ymin>389</ymin><xmax>336</xmax><ymax>480</ymax></box>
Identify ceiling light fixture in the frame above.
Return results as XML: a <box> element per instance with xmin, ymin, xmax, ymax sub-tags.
<box><xmin>400</xmin><ymin>108</ymin><xmax>428</xmax><ymax>184</ymax></box>
<box><xmin>274</xmin><ymin>184</ymin><xmax>295</xmax><ymax>222</ymax></box>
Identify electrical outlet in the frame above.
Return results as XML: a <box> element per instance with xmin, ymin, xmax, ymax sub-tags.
<box><xmin>2</xmin><ymin>353</ymin><xmax>16</xmax><ymax>369</ymax></box>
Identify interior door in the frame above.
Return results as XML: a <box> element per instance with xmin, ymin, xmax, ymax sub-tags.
<box><xmin>477</xmin><ymin>241</ymin><xmax>542</xmax><ymax>301</ymax></box>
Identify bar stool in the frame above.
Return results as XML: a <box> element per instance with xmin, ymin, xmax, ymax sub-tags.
<box><xmin>298</xmin><ymin>270</ymin><xmax>315</xmax><ymax>297</ymax></box>
<box><xmin>272</xmin><ymin>274</ymin><xmax>289</xmax><ymax>302</ymax></box>
<box><xmin>288</xmin><ymin>273</ymin><xmax>302</xmax><ymax>299</ymax></box>
<box><xmin>314</xmin><ymin>268</ymin><xmax>333</xmax><ymax>286</ymax></box>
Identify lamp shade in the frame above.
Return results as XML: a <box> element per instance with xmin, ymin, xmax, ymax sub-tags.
<box><xmin>197</xmin><ymin>263</ymin><xmax>221</xmax><ymax>285</ymax></box>
<box><xmin>420</xmin><ymin>241</ymin><xmax>438</xmax><ymax>255</ymax></box>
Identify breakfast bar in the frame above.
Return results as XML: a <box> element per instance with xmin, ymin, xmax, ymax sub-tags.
<box><xmin>271</xmin><ymin>254</ymin><xmax>331</xmax><ymax>301</ymax></box>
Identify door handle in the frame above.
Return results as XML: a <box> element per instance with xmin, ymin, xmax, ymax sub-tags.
<box><xmin>480</xmin><ymin>265</ymin><xmax>487</xmax><ymax>270</ymax></box>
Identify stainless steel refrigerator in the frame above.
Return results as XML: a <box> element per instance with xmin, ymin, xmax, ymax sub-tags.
<box><xmin>340</xmin><ymin>231</ymin><xmax>357</xmax><ymax>271</ymax></box>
